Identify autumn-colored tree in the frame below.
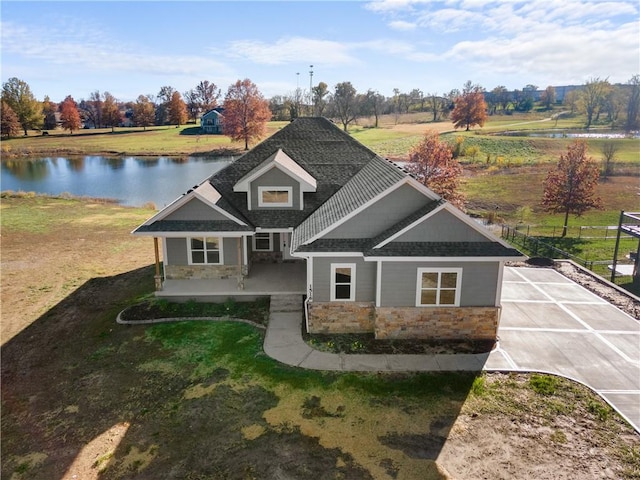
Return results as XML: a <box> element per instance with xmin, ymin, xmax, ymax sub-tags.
<box><xmin>542</xmin><ymin>140</ymin><xmax>602</xmax><ymax>237</ymax></box>
<box><xmin>60</xmin><ymin>95</ymin><xmax>82</xmax><ymax>133</ymax></box>
<box><xmin>223</xmin><ymin>79</ymin><xmax>271</xmax><ymax>150</ymax></box>
<box><xmin>1</xmin><ymin>77</ymin><xmax>42</xmax><ymax>135</ymax></box>
<box><xmin>102</xmin><ymin>92</ymin><xmax>120</xmax><ymax>132</ymax></box>
<box><xmin>408</xmin><ymin>130</ymin><xmax>465</xmax><ymax>209</ymax></box>
<box><xmin>451</xmin><ymin>82</ymin><xmax>487</xmax><ymax>131</ymax></box>
<box><xmin>168</xmin><ymin>91</ymin><xmax>188</xmax><ymax>126</ymax></box>
<box><xmin>1</xmin><ymin>100</ymin><xmax>21</xmax><ymax>137</ymax></box>
<box><xmin>132</xmin><ymin>95</ymin><xmax>156</xmax><ymax>130</ymax></box>
<box><xmin>42</xmin><ymin>96</ymin><xmax>58</xmax><ymax>130</ymax></box>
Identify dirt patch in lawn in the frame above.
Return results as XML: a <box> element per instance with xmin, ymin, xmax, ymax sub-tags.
<box><xmin>2</xmin><ymin>196</ymin><xmax>639</xmax><ymax>479</ymax></box>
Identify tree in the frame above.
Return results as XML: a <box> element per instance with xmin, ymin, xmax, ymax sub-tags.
<box><xmin>155</xmin><ymin>86</ymin><xmax>175</xmax><ymax>125</ymax></box>
<box><xmin>168</xmin><ymin>91</ymin><xmax>187</xmax><ymax>126</ymax></box>
<box><xmin>311</xmin><ymin>82</ymin><xmax>329</xmax><ymax>116</ymax></box>
<box><xmin>451</xmin><ymin>82</ymin><xmax>487</xmax><ymax>131</ymax></box>
<box><xmin>1</xmin><ymin>99</ymin><xmax>21</xmax><ymax>137</ymax></box>
<box><xmin>79</xmin><ymin>90</ymin><xmax>103</xmax><ymax>128</ymax></box>
<box><xmin>59</xmin><ymin>95</ymin><xmax>82</xmax><ymax>133</ymax></box>
<box><xmin>625</xmin><ymin>74</ymin><xmax>640</xmax><ymax>132</ymax></box>
<box><xmin>132</xmin><ymin>95</ymin><xmax>155</xmax><ymax>130</ymax></box>
<box><xmin>330</xmin><ymin>81</ymin><xmax>359</xmax><ymax>131</ymax></box>
<box><xmin>223</xmin><ymin>79</ymin><xmax>271</xmax><ymax>150</ymax></box>
<box><xmin>184</xmin><ymin>80</ymin><xmax>221</xmax><ymax>122</ymax></box>
<box><xmin>1</xmin><ymin>77</ymin><xmax>42</xmax><ymax>135</ymax></box>
<box><xmin>600</xmin><ymin>141</ymin><xmax>619</xmax><ymax>179</ymax></box>
<box><xmin>407</xmin><ymin>130</ymin><xmax>464</xmax><ymax>209</ymax></box>
<box><xmin>42</xmin><ymin>96</ymin><xmax>58</xmax><ymax>130</ymax></box>
<box><xmin>102</xmin><ymin>92</ymin><xmax>120</xmax><ymax>132</ymax></box>
<box><xmin>540</xmin><ymin>86</ymin><xmax>556</xmax><ymax>110</ymax></box>
<box><xmin>542</xmin><ymin>140</ymin><xmax>602</xmax><ymax>237</ymax></box>
<box><xmin>580</xmin><ymin>77</ymin><xmax>611</xmax><ymax>128</ymax></box>
<box><xmin>362</xmin><ymin>89</ymin><xmax>385</xmax><ymax>127</ymax></box>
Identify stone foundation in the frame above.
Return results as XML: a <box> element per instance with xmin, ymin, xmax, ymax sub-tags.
<box><xmin>306</xmin><ymin>302</ymin><xmax>500</xmax><ymax>340</ymax></box>
<box><xmin>307</xmin><ymin>301</ymin><xmax>375</xmax><ymax>334</ymax></box>
<box><xmin>165</xmin><ymin>264</ymin><xmax>247</xmax><ymax>280</ymax></box>
<box><xmin>374</xmin><ymin>306</ymin><xmax>500</xmax><ymax>340</ymax></box>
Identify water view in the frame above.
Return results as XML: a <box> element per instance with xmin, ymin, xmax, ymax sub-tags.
<box><xmin>1</xmin><ymin>155</ymin><xmax>234</xmax><ymax>207</ymax></box>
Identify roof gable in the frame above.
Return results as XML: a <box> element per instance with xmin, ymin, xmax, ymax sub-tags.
<box><xmin>233</xmin><ymin>148</ymin><xmax>316</xmax><ymax>193</ymax></box>
<box><xmin>134</xmin><ymin>181</ymin><xmax>247</xmax><ymax>232</ymax></box>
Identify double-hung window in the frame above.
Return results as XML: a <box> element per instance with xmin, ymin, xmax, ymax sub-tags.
<box><xmin>253</xmin><ymin>232</ymin><xmax>273</xmax><ymax>251</ymax></box>
<box><xmin>188</xmin><ymin>237</ymin><xmax>222</xmax><ymax>265</ymax></box>
<box><xmin>258</xmin><ymin>186</ymin><xmax>292</xmax><ymax>207</ymax></box>
<box><xmin>416</xmin><ymin>268</ymin><xmax>462</xmax><ymax>306</ymax></box>
<box><xmin>331</xmin><ymin>263</ymin><xmax>356</xmax><ymax>301</ymax></box>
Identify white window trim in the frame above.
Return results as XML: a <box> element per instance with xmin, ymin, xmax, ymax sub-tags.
<box><xmin>330</xmin><ymin>263</ymin><xmax>356</xmax><ymax>302</ymax></box>
<box><xmin>415</xmin><ymin>268</ymin><xmax>462</xmax><ymax>307</ymax></box>
<box><xmin>253</xmin><ymin>232</ymin><xmax>273</xmax><ymax>252</ymax></box>
<box><xmin>187</xmin><ymin>236</ymin><xmax>223</xmax><ymax>265</ymax></box>
<box><xmin>257</xmin><ymin>186</ymin><xmax>293</xmax><ymax>207</ymax></box>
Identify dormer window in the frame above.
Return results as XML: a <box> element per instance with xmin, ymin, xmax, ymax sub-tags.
<box><xmin>258</xmin><ymin>186</ymin><xmax>293</xmax><ymax>207</ymax></box>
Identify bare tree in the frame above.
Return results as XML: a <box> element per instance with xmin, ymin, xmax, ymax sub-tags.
<box><xmin>580</xmin><ymin>77</ymin><xmax>611</xmax><ymax>128</ymax></box>
<box><xmin>600</xmin><ymin>141</ymin><xmax>619</xmax><ymax>179</ymax></box>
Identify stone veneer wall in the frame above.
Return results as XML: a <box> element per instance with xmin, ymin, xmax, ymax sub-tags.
<box><xmin>374</xmin><ymin>306</ymin><xmax>500</xmax><ymax>340</ymax></box>
<box><xmin>307</xmin><ymin>302</ymin><xmax>375</xmax><ymax>334</ymax></box>
<box><xmin>306</xmin><ymin>302</ymin><xmax>500</xmax><ymax>340</ymax></box>
<box><xmin>165</xmin><ymin>264</ymin><xmax>247</xmax><ymax>280</ymax></box>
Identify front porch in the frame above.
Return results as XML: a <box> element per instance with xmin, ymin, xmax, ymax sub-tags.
<box><xmin>157</xmin><ymin>262</ymin><xmax>307</xmax><ymax>302</ymax></box>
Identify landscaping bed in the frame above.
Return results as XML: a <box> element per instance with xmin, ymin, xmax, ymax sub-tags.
<box><xmin>119</xmin><ymin>297</ymin><xmax>270</xmax><ymax>326</ymax></box>
<box><xmin>304</xmin><ymin>332</ymin><xmax>495</xmax><ymax>355</ymax></box>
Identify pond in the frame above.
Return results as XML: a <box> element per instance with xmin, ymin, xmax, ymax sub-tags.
<box><xmin>495</xmin><ymin>130</ymin><xmax>639</xmax><ymax>139</ymax></box>
<box><xmin>1</xmin><ymin>155</ymin><xmax>234</xmax><ymax>207</ymax></box>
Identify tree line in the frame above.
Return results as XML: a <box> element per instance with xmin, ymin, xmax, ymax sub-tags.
<box><xmin>2</xmin><ymin>75</ymin><xmax>639</xmax><ymax>141</ymax></box>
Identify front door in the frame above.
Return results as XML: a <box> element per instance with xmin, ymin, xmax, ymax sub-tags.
<box><xmin>281</xmin><ymin>232</ymin><xmax>293</xmax><ymax>261</ymax></box>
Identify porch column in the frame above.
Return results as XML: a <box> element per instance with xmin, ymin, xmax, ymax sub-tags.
<box><xmin>237</xmin><ymin>237</ymin><xmax>245</xmax><ymax>290</ymax></box>
<box><xmin>153</xmin><ymin>237</ymin><xmax>162</xmax><ymax>291</ymax></box>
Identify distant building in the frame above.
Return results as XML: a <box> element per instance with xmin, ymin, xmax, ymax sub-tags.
<box><xmin>200</xmin><ymin>108</ymin><xmax>224</xmax><ymax>134</ymax></box>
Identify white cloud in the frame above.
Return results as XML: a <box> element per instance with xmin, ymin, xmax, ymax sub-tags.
<box><xmin>1</xmin><ymin>20</ymin><xmax>232</xmax><ymax>79</ymax></box>
<box><xmin>220</xmin><ymin>37</ymin><xmax>357</xmax><ymax>66</ymax></box>
<box><xmin>389</xmin><ymin>20</ymin><xmax>417</xmax><ymax>30</ymax></box>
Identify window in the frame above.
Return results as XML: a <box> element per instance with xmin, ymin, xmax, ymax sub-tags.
<box><xmin>258</xmin><ymin>186</ymin><xmax>292</xmax><ymax>207</ymax></box>
<box><xmin>331</xmin><ymin>263</ymin><xmax>356</xmax><ymax>301</ymax></box>
<box><xmin>188</xmin><ymin>237</ymin><xmax>222</xmax><ymax>265</ymax></box>
<box><xmin>253</xmin><ymin>232</ymin><xmax>273</xmax><ymax>251</ymax></box>
<box><xmin>416</xmin><ymin>268</ymin><xmax>462</xmax><ymax>306</ymax></box>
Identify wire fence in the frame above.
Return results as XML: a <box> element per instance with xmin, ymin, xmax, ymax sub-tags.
<box><xmin>509</xmin><ymin>224</ymin><xmax>621</xmax><ymax>240</ymax></box>
<box><xmin>501</xmin><ymin>224</ymin><xmax>632</xmax><ymax>271</ymax></box>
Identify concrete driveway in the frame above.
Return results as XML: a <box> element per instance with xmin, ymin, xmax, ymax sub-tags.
<box><xmin>486</xmin><ymin>267</ymin><xmax>640</xmax><ymax>432</ymax></box>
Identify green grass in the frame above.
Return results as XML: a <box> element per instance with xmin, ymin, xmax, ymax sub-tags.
<box><xmin>0</xmin><ymin>192</ymin><xmax>153</xmax><ymax>234</ymax></box>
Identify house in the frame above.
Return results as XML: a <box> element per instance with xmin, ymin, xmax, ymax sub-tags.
<box><xmin>133</xmin><ymin>117</ymin><xmax>524</xmax><ymax>340</ymax></box>
<box><xmin>200</xmin><ymin>108</ymin><xmax>224</xmax><ymax>134</ymax></box>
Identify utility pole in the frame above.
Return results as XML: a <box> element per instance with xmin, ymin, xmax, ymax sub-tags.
<box><xmin>309</xmin><ymin>65</ymin><xmax>314</xmax><ymax>116</ymax></box>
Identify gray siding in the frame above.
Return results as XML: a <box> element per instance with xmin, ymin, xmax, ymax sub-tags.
<box><xmin>166</xmin><ymin>237</ymin><xmax>188</xmax><ymax>265</ymax></box>
<box><xmin>326</xmin><ymin>184</ymin><xmax>428</xmax><ymax>239</ymax></box>
<box><xmin>393</xmin><ymin>209</ymin><xmax>488</xmax><ymax>243</ymax></box>
<box><xmin>165</xmin><ymin>198</ymin><xmax>229</xmax><ymax>221</ymax></box>
<box><xmin>379</xmin><ymin>261</ymin><xmax>499</xmax><ymax>307</ymax></box>
<box><xmin>250</xmin><ymin>167</ymin><xmax>300</xmax><ymax>210</ymax></box>
<box><xmin>165</xmin><ymin>236</ymin><xmax>241</xmax><ymax>266</ymax></box>
<box><xmin>311</xmin><ymin>256</ymin><xmax>376</xmax><ymax>302</ymax></box>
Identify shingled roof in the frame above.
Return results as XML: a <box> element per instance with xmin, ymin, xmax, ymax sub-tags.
<box><xmin>209</xmin><ymin>117</ymin><xmax>380</xmax><ymax>228</ymax></box>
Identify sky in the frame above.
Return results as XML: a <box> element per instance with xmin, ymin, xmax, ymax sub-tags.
<box><xmin>1</xmin><ymin>0</ymin><xmax>639</xmax><ymax>104</ymax></box>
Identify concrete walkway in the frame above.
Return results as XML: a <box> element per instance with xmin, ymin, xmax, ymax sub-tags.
<box><xmin>263</xmin><ymin>267</ymin><xmax>640</xmax><ymax>433</ymax></box>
